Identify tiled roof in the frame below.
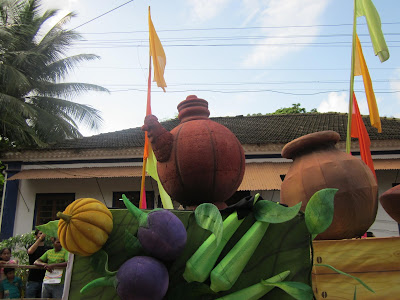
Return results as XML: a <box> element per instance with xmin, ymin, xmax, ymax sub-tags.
<box><xmin>51</xmin><ymin>113</ymin><xmax>400</xmax><ymax>150</ymax></box>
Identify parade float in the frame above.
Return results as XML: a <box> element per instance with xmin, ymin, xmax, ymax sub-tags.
<box><xmin>34</xmin><ymin>95</ymin><xmax>400</xmax><ymax>300</ymax></box>
<box><xmin>35</xmin><ymin>1</ymin><xmax>400</xmax><ymax>298</ymax></box>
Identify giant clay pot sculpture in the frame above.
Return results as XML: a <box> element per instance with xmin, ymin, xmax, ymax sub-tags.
<box><xmin>379</xmin><ymin>185</ymin><xmax>400</xmax><ymax>223</ymax></box>
<box><xmin>280</xmin><ymin>131</ymin><xmax>378</xmax><ymax>240</ymax></box>
<box><xmin>142</xmin><ymin>95</ymin><xmax>245</xmax><ymax>206</ymax></box>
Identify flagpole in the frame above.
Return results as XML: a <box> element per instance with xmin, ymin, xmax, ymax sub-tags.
<box><xmin>139</xmin><ymin>55</ymin><xmax>152</xmax><ymax>209</ymax></box>
<box><xmin>346</xmin><ymin>0</ymin><xmax>358</xmax><ymax>154</ymax></box>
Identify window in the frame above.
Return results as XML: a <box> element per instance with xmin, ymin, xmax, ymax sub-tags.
<box><xmin>112</xmin><ymin>191</ymin><xmax>155</xmax><ymax>209</ymax></box>
<box><xmin>35</xmin><ymin>193</ymin><xmax>75</xmax><ymax>226</ymax></box>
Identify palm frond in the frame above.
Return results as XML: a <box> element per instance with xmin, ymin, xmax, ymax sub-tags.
<box><xmin>40</xmin><ymin>54</ymin><xmax>101</xmax><ymax>81</ymax></box>
<box><xmin>0</xmin><ymin>92</ymin><xmax>36</xmax><ymax>117</ymax></box>
<box><xmin>30</xmin><ymin>95</ymin><xmax>103</xmax><ymax>131</ymax></box>
<box><xmin>36</xmin><ymin>82</ymin><xmax>109</xmax><ymax>99</ymax></box>
<box><xmin>0</xmin><ymin>63</ymin><xmax>31</xmax><ymax>95</ymax></box>
<box><xmin>29</xmin><ymin>104</ymin><xmax>83</xmax><ymax>142</ymax></box>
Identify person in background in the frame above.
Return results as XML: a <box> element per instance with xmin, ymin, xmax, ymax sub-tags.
<box><xmin>34</xmin><ymin>237</ymin><xmax>68</xmax><ymax>299</ymax></box>
<box><xmin>0</xmin><ymin>249</ymin><xmax>18</xmax><ymax>281</ymax></box>
<box><xmin>25</xmin><ymin>230</ymin><xmax>51</xmax><ymax>298</ymax></box>
<box><xmin>0</xmin><ymin>268</ymin><xmax>22</xmax><ymax>299</ymax></box>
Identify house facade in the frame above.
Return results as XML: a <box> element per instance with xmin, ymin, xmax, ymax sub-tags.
<box><xmin>1</xmin><ymin>113</ymin><xmax>400</xmax><ymax>239</ymax></box>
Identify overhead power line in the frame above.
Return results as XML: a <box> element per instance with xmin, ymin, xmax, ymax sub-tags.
<box><xmin>78</xmin><ymin>22</ymin><xmax>400</xmax><ymax>34</ymax></box>
<box><xmin>71</xmin><ymin>0</ymin><xmax>135</xmax><ymax>30</ymax></box>
<box><xmin>80</xmin><ymin>66</ymin><xmax>398</xmax><ymax>71</ymax></box>
<box><xmin>107</xmin><ymin>88</ymin><xmax>399</xmax><ymax>95</ymax></box>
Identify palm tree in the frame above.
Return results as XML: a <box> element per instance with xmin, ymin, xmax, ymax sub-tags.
<box><xmin>0</xmin><ymin>0</ymin><xmax>108</xmax><ymax>149</ymax></box>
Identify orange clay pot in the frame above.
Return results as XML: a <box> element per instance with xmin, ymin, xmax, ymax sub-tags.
<box><xmin>280</xmin><ymin>131</ymin><xmax>378</xmax><ymax>240</ymax></box>
<box><xmin>142</xmin><ymin>95</ymin><xmax>245</xmax><ymax>206</ymax></box>
<box><xmin>379</xmin><ymin>185</ymin><xmax>400</xmax><ymax>223</ymax></box>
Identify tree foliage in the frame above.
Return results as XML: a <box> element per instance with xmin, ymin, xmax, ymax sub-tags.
<box><xmin>247</xmin><ymin>103</ymin><xmax>318</xmax><ymax>117</ymax></box>
<box><xmin>0</xmin><ymin>231</ymin><xmax>53</xmax><ymax>292</ymax></box>
<box><xmin>0</xmin><ymin>0</ymin><xmax>109</xmax><ymax>150</ymax></box>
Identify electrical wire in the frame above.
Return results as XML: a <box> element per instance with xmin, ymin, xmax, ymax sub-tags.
<box><xmin>70</xmin><ymin>0</ymin><xmax>135</xmax><ymax>31</ymax></box>
<box><xmin>77</xmin><ymin>21</ymin><xmax>400</xmax><ymax>34</ymax></box>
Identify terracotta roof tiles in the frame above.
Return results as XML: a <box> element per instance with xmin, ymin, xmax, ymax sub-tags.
<box><xmin>50</xmin><ymin>113</ymin><xmax>400</xmax><ymax>150</ymax></box>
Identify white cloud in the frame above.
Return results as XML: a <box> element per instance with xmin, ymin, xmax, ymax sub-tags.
<box><xmin>187</xmin><ymin>0</ymin><xmax>231</xmax><ymax>22</ymax></box>
<box><xmin>318</xmin><ymin>91</ymin><xmax>373</xmax><ymax>114</ymax></box>
<box><xmin>242</xmin><ymin>0</ymin><xmax>330</xmax><ymax>67</ymax></box>
<box><xmin>40</xmin><ymin>0</ymin><xmax>80</xmax><ymax>11</ymax></box>
<box><xmin>318</xmin><ymin>92</ymin><xmax>348</xmax><ymax>113</ymax></box>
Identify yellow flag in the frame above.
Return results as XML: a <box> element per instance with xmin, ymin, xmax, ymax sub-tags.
<box><xmin>356</xmin><ymin>0</ymin><xmax>389</xmax><ymax>62</ymax></box>
<box><xmin>148</xmin><ymin>7</ymin><xmax>167</xmax><ymax>92</ymax></box>
<box><xmin>354</xmin><ymin>34</ymin><xmax>381</xmax><ymax>133</ymax></box>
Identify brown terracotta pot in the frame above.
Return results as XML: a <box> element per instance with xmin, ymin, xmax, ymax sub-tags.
<box><xmin>142</xmin><ymin>95</ymin><xmax>245</xmax><ymax>206</ymax></box>
<box><xmin>280</xmin><ymin>131</ymin><xmax>378</xmax><ymax>240</ymax></box>
<box><xmin>379</xmin><ymin>185</ymin><xmax>400</xmax><ymax>223</ymax></box>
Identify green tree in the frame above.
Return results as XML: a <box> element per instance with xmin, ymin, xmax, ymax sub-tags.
<box><xmin>271</xmin><ymin>103</ymin><xmax>317</xmax><ymax>115</ymax></box>
<box><xmin>0</xmin><ymin>0</ymin><xmax>108</xmax><ymax>149</ymax></box>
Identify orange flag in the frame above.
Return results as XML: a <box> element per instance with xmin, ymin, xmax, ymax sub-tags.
<box><xmin>351</xmin><ymin>93</ymin><xmax>377</xmax><ymax>180</ymax></box>
<box><xmin>354</xmin><ymin>34</ymin><xmax>381</xmax><ymax>133</ymax></box>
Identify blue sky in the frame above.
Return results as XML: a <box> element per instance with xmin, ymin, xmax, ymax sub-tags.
<box><xmin>40</xmin><ymin>0</ymin><xmax>400</xmax><ymax>136</ymax></box>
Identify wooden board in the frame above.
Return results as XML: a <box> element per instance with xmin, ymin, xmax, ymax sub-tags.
<box><xmin>312</xmin><ymin>237</ymin><xmax>400</xmax><ymax>299</ymax></box>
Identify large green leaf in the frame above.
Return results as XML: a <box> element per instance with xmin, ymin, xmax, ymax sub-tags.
<box><xmin>68</xmin><ymin>209</ymin><xmax>312</xmax><ymax>300</ymax></box>
<box><xmin>254</xmin><ymin>201</ymin><xmax>302</xmax><ymax>223</ymax></box>
<box><xmin>36</xmin><ymin>220</ymin><xmax>59</xmax><ymax>238</ymax></box>
<box><xmin>89</xmin><ymin>250</ymin><xmax>116</xmax><ymax>277</ymax></box>
<box><xmin>304</xmin><ymin>188</ymin><xmax>338</xmax><ymax>239</ymax></box>
<box><xmin>194</xmin><ymin>203</ymin><xmax>223</xmax><ymax>244</ymax></box>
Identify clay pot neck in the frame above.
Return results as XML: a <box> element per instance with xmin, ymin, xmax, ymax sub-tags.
<box><xmin>178</xmin><ymin>95</ymin><xmax>210</xmax><ymax>123</ymax></box>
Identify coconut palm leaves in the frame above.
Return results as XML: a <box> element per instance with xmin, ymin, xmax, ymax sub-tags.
<box><xmin>0</xmin><ymin>0</ymin><xmax>108</xmax><ymax>149</ymax></box>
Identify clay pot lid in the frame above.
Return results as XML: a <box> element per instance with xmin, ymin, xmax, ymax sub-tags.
<box><xmin>177</xmin><ymin>95</ymin><xmax>210</xmax><ymax>122</ymax></box>
<box><xmin>281</xmin><ymin>130</ymin><xmax>340</xmax><ymax>159</ymax></box>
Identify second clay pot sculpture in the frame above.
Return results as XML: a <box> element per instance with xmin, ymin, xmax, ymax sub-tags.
<box><xmin>280</xmin><ymin>131</ymin><xmax>378</xmax><ymax>240</ymax></box>
<box><xmin>142</xmin><ymin>95</ymin><xmax>245</xmax><ymax>207</ymax></box>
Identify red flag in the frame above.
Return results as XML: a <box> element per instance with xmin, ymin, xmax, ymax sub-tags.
<box><xmin>351</xmin><ymin>93</ymin><xmax>377</xmax><ymax>180</ymax></box>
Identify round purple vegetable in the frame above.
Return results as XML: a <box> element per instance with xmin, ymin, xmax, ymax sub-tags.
<box><xmin>80</xmin><ymin>256</ymin><xmax>169</xmax><ymax>300</ymax></box>
<box><xmin>117</xmin><ymin>256</ymin><xmax>169</xmax><ymax>300</ymax></box>
<box><xmin>122</xmin><ymin>195</ymin><xmax>187</xmax><ymax>261</ymax></box>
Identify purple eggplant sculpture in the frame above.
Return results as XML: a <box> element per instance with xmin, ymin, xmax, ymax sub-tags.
<box><xmin>81</xmin><ymin>255</ymin><xmax>169</xmax><ymax>300</ymax></box>
<box><xmin>122</xmin><ymin>194</ymin><xmax>187</xmax><ymax>261</ymax></box>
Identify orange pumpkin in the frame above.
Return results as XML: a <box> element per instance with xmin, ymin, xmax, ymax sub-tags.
<box><xmin>57</xmin><ymin>198</ymin><xmax>113</xmax><ymax>256</ymax></box>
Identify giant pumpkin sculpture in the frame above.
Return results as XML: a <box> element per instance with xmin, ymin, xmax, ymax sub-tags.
<box><xmin>280</xmin><ymin>131</ymin><xmax>378</xmax><ymax>240</ymax></box>
<box><xmin>57</xmin><ymin>198</ymin><xmax>113</xmax><ymax>256</ymax></box>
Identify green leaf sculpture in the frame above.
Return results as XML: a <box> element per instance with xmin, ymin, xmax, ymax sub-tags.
<box><xmin>89</xmin><ymin>250</ymin><xmax>116</xmax><ymax>277</ymax></box>
<box><xmin>194</xmin><ymin>203</ymin><xmax>224</xmax><ymax>244</ymax></box>
<box><xmin>254</xmin><ymin>201</ymin><xmax>302</xmax><ymax>223</ymax></box>
<box><xmin>304</xmin><ymin>188</ymin><xmax>338</xmax><ymax>239</ymax></box>
<box><xmin>68</xmin><ymin>208</ymin><xmax>312</xmax><ymax>300</ymax></box>
<box><xmin>36</xmin><ymin>220</ymin><xmax>59</xmax><ymax>238</ymax></box>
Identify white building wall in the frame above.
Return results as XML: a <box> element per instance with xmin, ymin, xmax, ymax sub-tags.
<box><xmin>13</xmin><ymin>177</ymin><xmax>155</xmax><ymax>236</ymax></box>
<box><xmin>11</xmin><ymin>170</ymin><xmax>399</xmax><ymax>237</ymax></box>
